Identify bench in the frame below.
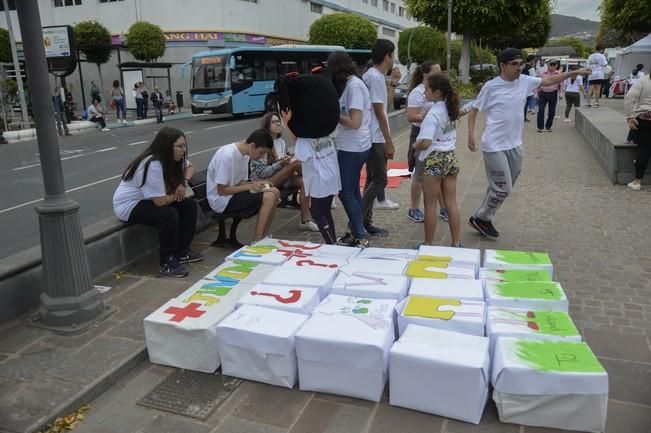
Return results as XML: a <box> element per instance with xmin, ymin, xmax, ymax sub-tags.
<box><xmin>189</xmin><ymin>170</ymin><xmax>257</xmax><ymax>249</ymax></box>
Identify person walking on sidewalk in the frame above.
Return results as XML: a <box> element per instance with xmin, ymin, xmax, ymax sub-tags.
<box><xmin>141</xmin><ymin>83</ymin><xmax>150</xmax><ymax>119</ymax></box>
<box><xmin>467</xmin><ymin>48</ymin><xmax>590</xmax><ymax>239</ymax></box>
<box><xmin>586</xmin><ymin>45</ymin><xmax>608</xmax><ymax>107</ymax></box>
<box><xmin>111</xmin><ymin>80</ymin><xmax>127</xmax><ymax>124</ymax></box>
<box><xmin>151</xmin><ymin>86</ymin><xmax>165</xmax><ymax>124</ymax></box>
<box><xmin>134</xmin><ymin>83</ymin><xmax>144</xmax><ymax>119</ymax></box>
<box><xmin>113</xmin><ymin>127</ymin><xmax>202</xmax><ymax>278</ymax></box>
<box><xmin>52</xmin><ymin>83</ymin><xmax>70</xmax><ymax>137</ymax></box>
<box><xmin>536</xmin><ymin>60</ymin><xmax>564</xmax><ymax>132</ymax></box>
<box><xmin>563</xmin><ymin>66</ymin><xmax>584</xmax><ymax>123</ymax></box>
<box><xmin>625</xmin><ymin>73</ymin><xmax>651</xmax><ymax>191</ymax></box>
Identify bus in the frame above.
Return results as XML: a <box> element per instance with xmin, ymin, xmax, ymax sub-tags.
<box><xmin>190</xmin><ymin>45</ymin><xmax>371</xmax><ymax>116</ymax></box>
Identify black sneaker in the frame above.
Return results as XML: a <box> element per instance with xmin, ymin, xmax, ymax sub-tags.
<box><xmin>468</xmin><ymin>216</ymin><xmax>499</xmax><ymax>239</ymax></box>
<box><xmin>160</xmin><ymin>256</ymin><xmax>189</xmax><ymax>277</ymax></box>
<box><xmin>352</xmin><ymin>237</ymin><xmax>369</xmax><ymax>248</ymax></box>
<box><xmin>365</xmin><ymin>223</ymin><xmax>389</xmax><ymax>237</ymax></box>
<box><xmin>179</xmin><ymin>249</ymin><xmax>203</xmax><ymax>263</ymax></box>
<box><xmin>337</xmin><ymin>232</ymin><xmax>355</xmax><ymax>246</ymax></box>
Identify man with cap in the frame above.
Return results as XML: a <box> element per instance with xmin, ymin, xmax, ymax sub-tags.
<box><xmin>466</xmin><ymin>48</ymin><xmax>590</xmax><ymax>239</ymax></box>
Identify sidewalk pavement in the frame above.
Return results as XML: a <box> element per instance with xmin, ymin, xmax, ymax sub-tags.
<box><xmin>1</xmin><ymin>104</ymin><xmax>650</xmax><ymax>433</ymax></box>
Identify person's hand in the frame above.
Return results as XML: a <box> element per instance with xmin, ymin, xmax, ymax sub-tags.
<box><xmin>251</xmin><ymin>181</ymin><xmax>266</xmax><ymax>192</ymax></box>
<box><xmin>391</xmin><ymin>67</ymin><xmax>401</xmax><ymax>83</ymax></box>
<box><xmin>468</xmin><ymin>135</ymin><xmax>478</xmax><ymax>152</ymax></box>
<box><xmin>628</xmin><ymin>117</ymin><xmax>639</xmax><ymax>130</ymax></box>
<box><xmin>559</xmin><ymin>95</ymin><xmax>564</xmax><ymax>100</ymax></box>
<box><xmin>576</xmin><ymin>67</ymin><xmax>591</xmax><ymax>76</ymax></box>
<box><xmin>280</xmin><ymin>155</ymin><xmax>292</xmax><ymax>166</ymax></box>
<box><xmin>384</xmin><ymin>138</ymin><xmax>395</xmax><ymax>160</ymax></box>
<box><xmin>174</xmin><ymin>184</ymin><xmax>186</xmax><ymax>201</ymax></box>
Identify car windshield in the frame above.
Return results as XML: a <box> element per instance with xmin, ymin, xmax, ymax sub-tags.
<box><xmin>192</xmin><ymin>55</ymin><xmax>229</xmax><ymax>91</ymax></box>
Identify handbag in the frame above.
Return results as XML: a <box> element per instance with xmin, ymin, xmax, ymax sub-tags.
<box><xmin>109</xmin><ymin>99</ymin><xmax>116</xmax><ymax>109</ymax></box>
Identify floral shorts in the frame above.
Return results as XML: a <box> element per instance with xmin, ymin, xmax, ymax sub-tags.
<box><xmin>423</xmin><ymin>150</ymin><xmax>460</xmax><ymax>177</ymax></box>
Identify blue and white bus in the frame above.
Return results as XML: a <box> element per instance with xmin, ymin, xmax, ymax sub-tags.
<box><xmin>190</xmin><ymin>45</ymin><xmax>371</xmax><ymax>116</ymax></box>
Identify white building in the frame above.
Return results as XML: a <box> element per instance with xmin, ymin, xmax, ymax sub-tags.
<box><xmin>1</xmin><ymin>0</ymin><xmax>415</xmax><ymax>111</ymax></box>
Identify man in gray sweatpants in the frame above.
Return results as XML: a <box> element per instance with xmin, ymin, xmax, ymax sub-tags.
<box><xmin>467</xmin><ymin>48</ymin><xmax>590</xmax><ymax>238</ymax></box>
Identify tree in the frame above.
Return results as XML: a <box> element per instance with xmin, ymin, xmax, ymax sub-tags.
<box><xmin>126</xmin><ymin>21</ymin><xmax>166</xmax><ymax>62</ymax></box>
<box><xmin>74</xmin><ymin>21</ymin><xmax>112</xmax><ymax>99</ymax></box>
<box><xmin>397</xmin><ymin>27</ymin><xmax>447</xmax><ymax>65</ymax></box>
<box><xmin>405</xmin><ymin>0</ymin><xmax>552</xmax><ymax>83</ymax></box>
<box><xmin>308</xmin><ymin>13</ymin><xmax>376</xmax><ymax>49</ymax></box>
<box><xmin>549</xmin><ymin>36</ymin><xmax>590</xmax><ymax>58</ymax></box>
<box><xmin>0</xmin><ymin>28</ymin><xmax>11</xmax><ymax>63</ymax></box>
<box><xmin>600</xmin><ymin>0</ymin><xmax>651</xmax><ymax>36</ymax></box>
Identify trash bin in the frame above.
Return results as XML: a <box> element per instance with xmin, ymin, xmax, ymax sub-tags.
<box><xmin>176</xmin><ymin>91</ymin><xmax>183</xmax><ymax>110</ymax></box>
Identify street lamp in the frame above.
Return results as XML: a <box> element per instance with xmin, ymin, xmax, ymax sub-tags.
<box><xmin>446</xmin><ymin>0</ymin><xmax>452</xmax><ymax>75</ymax></box>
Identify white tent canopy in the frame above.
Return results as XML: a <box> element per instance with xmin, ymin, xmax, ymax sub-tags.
<box><xmin>614</xmin><ymin>33</ymin><xmax>651</xmax><ymax>78</ymax></box>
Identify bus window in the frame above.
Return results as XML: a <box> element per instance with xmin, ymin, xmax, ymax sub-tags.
<box><xmin>279</xmin><ymin>61</ymin><xmax>299</xmax><ymax>76</ymax></box>
<box><xmin>192</xmin><ymin>55</ymin><xmax>228</xmax><ymax>90</ymax></box>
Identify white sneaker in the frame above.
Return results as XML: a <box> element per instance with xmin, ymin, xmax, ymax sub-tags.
<box><xmin>376</xmin><ymin>198</ymin><xmax>400</xmax><ymax>210</ymax></box>
<box><xmin>299</xmin><ymin>220</ymin><xmax>319</xmax><ymax>232</ymax></box>
<box><xmin>627</xmin><ymin>181</ymin><xmax>641</xmax><ymax>191</ymax></box>
<box><xmin>563</xmin><ymin>118</ymin><xmax>571</xmax><ymax>123</ymax></box>
<box><xmin>331</xmin><ymin>200</ymin><xmax>337</xmax><ymax>209</ymax></box>
<box><xmin>101</xmin><ymin>128</ymin><xmax>110</xmax><ymax>132</ymax></box>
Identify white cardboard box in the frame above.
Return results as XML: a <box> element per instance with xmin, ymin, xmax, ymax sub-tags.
<box><xmin>396</xmin><ymin>296</ymin><xmax>485</xmax><ymax>336</ymax></box>
<box><xmin>357</xmin><ymin>247</ymin><xmax>418</xmax><ymax>260</ymax></box>
<box><xmin>203</xmin><ymin>260</ymin><xmax>277</xmax><ymax>286</ymax></box>
<box><xmin>216</xmin><ymin>305</ymin><xmax>309</xmax><ymax>388</ymax></box>
<box><xmin>409</xmin><ymin>278</ymin><xmax>484</xmax><ymax>302</ymax></box>
<box><xmin>417</xmin><ymin>245</ymin><xmax>481</xmax><ymax>273</ymax></box>
<box><xmin>143</xmin><ymin>278</ymin><xmax>242</xmax><ymax>373</ymax></box>
<box><xmin>485</xmin><ymin>281</ymin><xmax>569</xmax><ymax>312</ymax></box>
<box><xmin>492</xmin><ymin>337</ymin><xmax>608</xmax><ymax>432</ymax></box>
<box><xmin>478</xmin><ymin>268</ymin><xmax>552</xmax><ymax>283</ymax></box>
<box><xmin>330</xmin><ymin>270</ymin><xmax>410</xmax><ymax>300</ymax></box>
<box><xmin>262</xmin><ymin>256</ymin><xmax>346</xmax><ymax>297</ymax></box>
<box><xmin>486</xmin><ymin>308</ymin><xmax>582</xmax><ymax>354</ymax></box>
<box><xmin>295</xmin><ymin>295</ymin><xmax>397</xmax><ymax>401</ymax></box>
<box><xmin>225</xmin><ymin>243</ymin><xmax>290</xmax><ymax>265</ymax></box>
<box><xmin>405</xmin><ymin>260</ymin><xmax>476</xmax><ymax>280</ymax></box>
<box><xmin>390</xmin><ymin>325</ymin><xmax>490</xmax><ymax>424</ymax></box>
<box><xmin>236</xmin><ymin>283</ymin><xmax>320</xmax><ymax>315</ymax></box>
<box><xmin>257</xmin><ymin>238</ymin><xmax>360</xmax><ymax>259</ymax></box>
<box><xmin>483</xmin><ymin>250</ymin><xmax>554</xmax><ymax>278</ymax></box>
<box><xmin>338</xmin><ymin>257</ymin><xmax>409</xmax><ymax>276</ymax></box>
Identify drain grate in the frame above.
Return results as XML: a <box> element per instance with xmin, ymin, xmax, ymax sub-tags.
<box><xmin>137</xmin><ymin>369</ymin><xmax>241</xmax><ymax>420</ymax></box>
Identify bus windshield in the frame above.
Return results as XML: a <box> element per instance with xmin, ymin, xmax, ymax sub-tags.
<box><xmin>192</xmin><ymin>55</ymin><xmax>229</xmax><ymax>91</ymax></box>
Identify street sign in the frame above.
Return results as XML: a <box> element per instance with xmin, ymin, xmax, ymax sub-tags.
<box><xmin>43</xmin><ymin>25</ymin><xmax>76</xmax><ymax>76</ymax></box>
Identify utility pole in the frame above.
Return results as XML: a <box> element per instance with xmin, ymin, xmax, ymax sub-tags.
<box><xmin>446</xmin><ymin>0</ymin><xmax>452</xmax><ymax>75</ymax></box>
<box><xmin>3</xmin><ymin>0</ymin><xmax>29</xmax><ymax>128</ymax></box>
<box><xmin>15</xmin><ymin>0</ymin><xmax>106</xmax><ymax>330</ymax></box>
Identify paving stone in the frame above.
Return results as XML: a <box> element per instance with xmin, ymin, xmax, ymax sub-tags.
<box><xmin>213</xmin><ymin>416</ymin><xmax>288</xmax><ymax>433</ymax></box>
<box><xmin>0</xmin><ymin>339</ymin><xmax>71</xmax><ymax>381</ymax></box>
<box><xmin>47</xmin><ymin>318</ymin><xmax>119</xmax><ymax>348</ymax></box>
<box><xmin>0</xmin><ymin>322</ymin><xmax>43</xmax><ymax>354</ymax></box>
<box><xmin>367</xmin><ymin>404</ymin><xmax>443</xmax><ymax>433</ymax></box>
<box><xmin>140</xmin><ymin>414</ymin><xmax>212</xmax><ymax>433</ymax></box>
<box><xmin>231</xmin><ymin>381</ymin><xmax>311</xmax><ymax>428</ymax></box>
<box><xmin>288</xmin><ymin>398</ymin><xmax>373</xmax><ymax>433</ymax></box>
<box><xmin>70</xmin><ymin>400</ymin><xmax>156</xmax><ymax>433</ymax></box>
<box><xmin>599</xmin><ymin>357</ymin><xmax>651</xmax><ymax>405</ymax></box>
<box><xmin>445</xmin><ymin>401</ymin><xmax>520</xmax><ymax>433</ymax></box>
<box><xmin>605</xmin><ymin>400</ymin><xmax>651</xmax><ymax>433</ymax></box>
<box><xmin>95</xmin><ymin>274</ymin><xmax>143</xmax><ymax>299</ymax></box>
<box><xmin>313</xmin><ymin>392</ymin><xmax>376</xmax><ymax>409</ymax></box>
<box><xmin>523</xmin><ymin>426</ymin><xmax>584</xmax><ymax>432</ymax></box>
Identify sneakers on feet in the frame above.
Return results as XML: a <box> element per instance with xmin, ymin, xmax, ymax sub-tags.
<box><xmin>376</xmin><ymin>198</ymin><xmax>399</xmax><ymax>210</ymax></box>
<box><xmin>101</xmin><ymin>127</ymin><xmax>110</xmax><ymax>132</ymax></box>
<box><xmin>563</xmin><ymin>118</ymin><xmax>571</xmax><ymax>123</ymax></box>
<box><xmin>331</xmin><ymin>200</ymin><xmax>337</xmax><ymax>209</ymax></box>
<box><xmin>352</xmin><ymin>237</ymin><xmax>369</xmax><ymax>248</ymax></box>
<box><xmin>365</xmin><ymin>223</ymin><xmax>389</xmax><ymax>237</ymax></box>
<box><xmin>439</xmin><ymin>208</ymin><xmax>449</xmax><ymax>222</ymax></box>
<box><xmin>468</xmin><ymin>216</ymin><xmax>499</xmax><ymax>239</ymax></box>
<box><xmin>407</xmin><ymin>208</ymin><xmax>425</xmax><ymax>223</ymax></box>
<box><xmin>179</xmin><ymin>249</ymin><xmax>203</xmax><ymax>264</ymax></box>
<box><xmin>627</xmin><ymin>181</ymin><xmax>641</xmax><ymax>191</ymax></box>
<box><xmin>337</xmin><ymin>232</ymin><xmax>355</xmax><ymax>246</ymax></box>
<box><xmin>451</xmin><ymin>242</ymin><xmax>465</xmax><ymax>248</ymax></box>
<box><xmin>160</xmin><ymin>256</ymin><xmax>189</xmax><ymax>277</ymax></box>
<box><xmin>299</xmin><ymin>220</ymin><xmax>320</xmax><ymax>232</ymax></box>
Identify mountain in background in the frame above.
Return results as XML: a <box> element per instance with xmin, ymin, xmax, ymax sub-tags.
<box><xmin>550</xmin><ymin>14</ymin><xmax>599</xmax><ymax>38</ymax></box>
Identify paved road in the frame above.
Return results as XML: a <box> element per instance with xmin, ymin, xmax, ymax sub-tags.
<box><xmin>0</xmin><ymin>114</ymin><xmax>263</xmax><ymax>260</ymax></box>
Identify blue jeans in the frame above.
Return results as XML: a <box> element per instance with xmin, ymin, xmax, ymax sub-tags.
<box><xmin>114</xmin><ymin>98</ymin><xmax>126</xmax><ymax>120</ymax></box>
<box><xmin>527</xmin><ymin>95</ymin><xmax>535</xmax><ymax>111</ymax></box>
<box><xmin>136</xmin><ymin>98</ymin><xmax>144</xmax><ymax>118</ymax></box>
<box><xmin>537</xmin><ymin>91</ymin><xmax>558</xmax><ymax>131</ymax></box>
<box><xmin>337</xmin><ymin>149</ymin><xmax>370</xmax><ymax>239</ymax></box>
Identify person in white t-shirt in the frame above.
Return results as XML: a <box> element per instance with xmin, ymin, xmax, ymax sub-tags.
<box><xmin>586</xmin><ymin>45</ymin><xmax>608</xmax><ymax>107</ymax></box>
<box><xmin>414</xmin><ymin>73</ymin><xmax>463</xmax><ymax>247</ymax></box>
<box><xmin>563</xmin><ymin>66</ymin><xmax>585</xmax><ymax>122</ymax></box>
<box><xmin>113</xmin><ymin>127</ymin><xmax>200</xmax><ymax>278</ymax></box>
<box><xmin>207</xmin><ymin>129</ymin><xmax>280</xmax><ymax>241</ymax></box>
<box><xmin>467</xmin><ymin>48</ymin><xmax>590</xmax><ymax>239</ymax></box>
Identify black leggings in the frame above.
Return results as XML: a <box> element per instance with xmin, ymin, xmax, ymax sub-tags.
<box><xmin>128</xmin><ymin>198</ymin><xmax>197</xmax><ymax>264</ymax></box>
<box><xmin>633</xmin><ymin>118</ymin><xmax>651</xmax><ymax>179</ymax></box>
<box><xmin>310</xmin><ymin>195</ymin><xmax>336</xmax><ymax>244</ymax></box>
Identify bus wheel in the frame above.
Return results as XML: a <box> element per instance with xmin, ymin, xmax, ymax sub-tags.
<box><xmin>264</xmin><ymin>94</ymin><xmax>278</xmax><ymax>113</ymax></box>
<box><xmin>191</xmin><ymin>106</ymin><xmax>202</xmax><ymax>114</ymax></box>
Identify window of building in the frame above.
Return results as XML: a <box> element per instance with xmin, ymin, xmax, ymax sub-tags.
<box><xmin>390</xmin><ymin>2</ymin><xmax>395</xmax><ymax>13</ymax></box>
<box><xmin>362</xmin><ymin>0</ymin><xmax>368</xmax><ymax>3</ymax></box>
<box><xmin>382</xmin><ymin>0</ymin><xmax>388</xmax><ymax>11</ymax></box>
<box><xmin>54</xmin><ymin>0</ymin><xmax>82</xmax><ymax>6</ymax></box>
<box><xmin>99</xmin><ymin>0</ymin><xmax>124</xmax><ymax>3</ymax></box>
<box><xmin>0</xmin><ymin>0</ymin><xmax>16</xmax><ymax>11</ymax></box>
<box><xmin>382</xmin><ymin>27</ymin><xmax>395</xmax><ymax>37</ymax></box>
<box><xmin>238</xmin><ymin>0</ymin><xmax>258</xmax><ymax>3</ymax></box>
<box><xmin>398</xmin><ymin>6</ymin><xmax>404</xmax><ymax>17</ymax></box>
<box><xmin>371</xmin><ymin>0</ymin><xmax>377</xmax><ymax>7</ymax></box>
<box><xmin>310</xmin><ymin>2</ymin><xmax>322</xmax><ymax>13</ymax></box>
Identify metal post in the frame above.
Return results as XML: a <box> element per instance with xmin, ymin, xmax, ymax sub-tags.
<box><xmin>4</xmin><ymin>0</ymin><xmax>29</xmax><ymax>128</ymax></box>
<box><xmin>446</xmin><ymin>0</ymin><xmax>452</xmax><ymax>75</ymax></box>
<box><xmin>77</xmin><ymin>49</ymin><xmax>86</xmax><ymax>109</ymax></box>
<box><xmin>15</xmin><ymin>0</ymin><xmax>105</xmax><ymax>330</ymax></box>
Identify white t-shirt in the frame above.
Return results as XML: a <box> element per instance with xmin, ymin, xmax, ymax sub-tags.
<box><xmin>565</xmin><ymin>75</ymin><xmax>583</xmax><ymax>93</ymax></box>
<box><xmin>113</xmin><ymin>157</ymin><xmax>166</xmax><ymax>221</ymax></box>
<box><xmin>416</xmin><ymin>101</ymin><xmax>456</xmax><ymax>160</ymax></box>
<box><xmin>630</xmin><ymin>71</ymin><xmax>646</xmax><ymax>83</ymax></box>
<box><xmin>362</xmin><ymin>66</ymin><xmax>390</xmax><ymax>143</ymax></box>
<box><xmin>407</xmin><ymin>83</ymin><xmax>435</xmax><ymax>127</ymax></box>
<box><xmin>207</xmin><ymin>143</ymin><xmax>250</xmax><ymax>213</ymax></box>
<box><xmin>295</xmin><ymin>136</ymin><xmax>341</xmax><ymax>198</ymax></box>
<box><xmin>335</xmin><ymin>76</ymin><xmax>372</xmax><ymax>153</ymax></box>
<box><xmin>473</xmin><ymin>75</ymin><xmax>542</xmax><ymax>152</ymax></box>
<box><xmin>273</xmin><ymin>137</ymin><xmax>287</xmax><ymax>158</ymax></box>
<box><xmin>587</xmin><ymin>52</ymin><xmax>608</xmax><ymax>80</ymax></box>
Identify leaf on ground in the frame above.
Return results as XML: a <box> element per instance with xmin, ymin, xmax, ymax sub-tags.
<box><xmin>38</xmin><ymin>404</ymin><xmax>90</xmax><ymax>433</ymax></box>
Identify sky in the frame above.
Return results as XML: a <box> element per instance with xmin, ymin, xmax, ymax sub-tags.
<box><xmin>553</xmin><ymin>0</ymin><xmax>601</xmax><ymax>22</ymax></box>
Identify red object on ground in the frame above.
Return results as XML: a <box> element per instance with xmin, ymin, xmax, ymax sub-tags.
<box><xmin>359</xmin><ymin>160</ymin><xmax>410</xmax><ymax>190</ymax></box>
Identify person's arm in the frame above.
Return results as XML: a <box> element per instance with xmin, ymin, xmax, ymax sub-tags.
<box><xmin>217</xmin><ymin>182</ymin><xmax>261</xmax><ymax>195</ymax></box>
<box><xmin>467</xmin><ymin>107</ymin><xmax>479</xmax><ymax>151</ymax></box>
<box><xmin>339</xmin><ymin>108</ymin><xmax>363</xmax><ymax>129</ymax></box>
<box><xmin>152</xmin><ymin>194</ymin><xmax>177</xmax><ymax>207</ymax></box>
<box><xmin>540</xmin><ymin>68</ymin><xmax>590</xmax><ymax>87</ymax></box>
<box><xmin>250</xmin><ymin>158</ymin><xmax>282</xmax><ymax>180</ymax></box>
<box><xmin>386</xmin><ymin>67</ymin><xmax>400</xmax><ymax>110</ymax></box>
<box><xmin>373</xmin><ymin>102</ymin><xmax>393</xmax><ymax>158</ymax></box>
<box><xmin>624</xmin><ymin>80</ymin><xmax>643</xmax><ymax>129</ymax></box>
<box><xmin>406</xmin><ymin>106</ymin><xmax>426</xmax><ymax>123</ymax></box>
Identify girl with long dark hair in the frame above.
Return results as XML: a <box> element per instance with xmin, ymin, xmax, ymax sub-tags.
<box><xmin>113</xmin><ymin>127</ymin><xmax>201</xmax><ymax>277</ymax></box>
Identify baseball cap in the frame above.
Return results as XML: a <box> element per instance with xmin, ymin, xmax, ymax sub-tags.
<box><xmin>497</xmin><ymin>48</ymin><xmax>523</xmax><ymax>64</ymax></box>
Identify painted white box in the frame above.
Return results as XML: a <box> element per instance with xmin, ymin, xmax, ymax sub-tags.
<box><xmin>262</xmin><ymin>256</ymin><xmax>346</xmax><ymax>297</ymax></box>
<box><xmin>257</xmin><ymin>238</ymin><xmax>360</xmax><ymax>259</ymax></box>
<box><xmin>478</xmin><ymin>268</ymin><xmax>552</xmax><ymax>283</ymax></box>
<box><xmin>417</xmin><ymin>245</ymin><xmax>481</xmax><ymax>273</ymax></box>
<box><xmin>357</xmin><ymin>247</ymin><xmax>418</xmax><ymax>261</ymax></box>
<box><xmin>485</xmin><ymin>281</ymin><xmax>569</xmax><ymax>312</ymax></box>
<box><xmin>486</xmin><ymin>308</ymin><xmax>582</xmax><ymax>354</ymax></box>
<box><xmin>338</xmin><ymin>257</ymin><xmax>410</xmax><ymax>276</ymax></box>
<box><xmin>405</xmin><ymin>260</ymin><xmax>476</xmax><ymax>280</ymax></box>
<box><xmin>203</xmin><ymin>260</ymin><xmax>278</xmax><ymax>286</ymax></box>
<box><xmin>217</xmin><ymin>305</ymin><xmax>309</xmax><ymax>388</ymax></box>
<box><xmin>226</xmin><ymin>243</ymin><xmax>290</xmax><ymax>265</ymax></box>
<box><xmin>295</xmin><ymin>295</ymin><xmax>396</xmax><ymax>401</ymax></box>
<box><xmin>236</xmin><ymin>283</ymin><xmax>320</xmax><ymax>315</ymax></box>
<box><xmin>331</xmin><ymin>270</ymin><xmax>410</xmax><ymax>300</ymax></box>
<box><xmin>483</xmin><ymin>250</ymin><xmax>554</xmax><ymax>278</ymax></box>
<box><xmin>396</xmin><ymin>296</ymin><xmax>485</xmax><ymax>336</ymax></box>
<box><xmin>390</xmin><ymin>325</ymin><xmax>490</xmax><ymax>424</ymax></box>
<box><xmin>492</xmin><ymin>337</ymin><xmax>608</xmax><ymax>433</ymax></box>
<box><xmin>409</xmin><ymin>278</ymin><xmax>484</xmax><ymax>302</ymax></box>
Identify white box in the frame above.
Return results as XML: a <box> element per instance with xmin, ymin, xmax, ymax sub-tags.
<box><xmin>396</xmin><ymin>296</ymin><xmax>485</xmax><ymax>336</ymax></box>
<box><xmin>390</xmin><ymin>325</ymin><xmax>490</xmax><ymax>424</ymax></box>
<box><xmin>258</xmin><ymin>238</ymin><xmax>360</xmax><ymax>259</ymax></box>
<box><xmin>217</xmin><ymin>305</ymin><xmax>309</xmax><ymax>388</ymax></box>
<box><xmin>330</xmin><ymin>270</ymin><xmax>409</xmax><ymax>300</ymax></box>
<box><xmin>203</xmin><ymin>260</ymin><xmax>277</xmax><ymax>286</ymax></box>
<box><xmin>262</xmin><ymin>256</ymin><xmax>346</xmax><ymax>297</ymax></box>
<box><xmin>417</xmin><ymin>245</ymin><xmax>481</xmax><ymax>272</ymax></box>
<box><xmin>492</xmin><ymin>337</ymin><xmax>608</xmax><ymax>432</ymax></box>
<box><xmin>295</xmin><ymin>295</ymin><xmax>396</xmax><ymax>401</ymax></box>
<box><xmin>486</xmin><ymin>308</ymin><xmax>582</xmax><ymax>354</ymax></box>
<box><xmin>339</xmin><ymin>257</ymin><xmax>409</xmax><ymax>276</ymax></box>
<box><xmin>409</xmin><ymin>278</ymin><xmax>484</xmax><ymax>302</ymax></box>
<box><xmin>478</xmin><ymin>268</ymin><xmax>552</xmax><ymax>283</ymax></box>
<box><xmin>485</xmin><ymin>281</ymin><xmax>569</xmax><ymax>312</ymax></box>
<box><xmin>483</xmin><ymin>249</ymin><xmax>554</xmax><ymax>278</ymax></box>
<box><xmin>144</xmin><ymin>279</ymin><xmax>242</xmax><ymax>373</ymax></box>
<box><xmin>236</xmin><ymin>283</ymin><xmax>320</xmax><ymax>315</ymax></box>
<box><xmin>357</xmin><ymin>247</ymin><xmax>418</xmax><ymax>260</ymax></box>
<box><xmin>405</xmin><ymin>260</ymin><xmax>476</xmax><ymax>279</ymax></box>
<box><xmin>226</xmin><ymin>243</ymin><xmax>290</xmax><ymax>265</ymax></box>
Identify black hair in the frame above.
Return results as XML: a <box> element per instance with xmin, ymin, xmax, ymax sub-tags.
<box><xmin>246</xmin><ymin>129</ymin><xmax>274</xmax><ymax>149</ymax></box>
<box><xmin>112</xmin><ymin>80</ymin><xmax>120</xmax><ymax>87</ymax></box>
<box><xmin>122</xmin><ymin>127</ymin><xmax>186</xmax><ymax>193</ymax></box>
<box><xmin>595</xmin><ymin>44</ymin><xmax>604</xmax><ymax>52</ymax></box>
<box><xmin>409</xmin><ymin>60</ymin><xmax>437</xmax><ymax>92</ymax></box>
<box><xmin>327</xmin><ymin>51</ymin><xmax>360</xmax><ymax>96</ymax></box>
<box><xmin>371</xmin><ymin>39</ymin><xmax>395</xmax><ymax>65</ymax></box>
<box><xmin>426</xmin><ymin>73</ymin><xmax>460</xmax><ymax>122</ymax></box>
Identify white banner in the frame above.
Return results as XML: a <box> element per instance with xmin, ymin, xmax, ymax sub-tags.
<box><xmin>43</xmin><ymin>26</ymin><xmax>70</xmax><ymax>58</ymax></box>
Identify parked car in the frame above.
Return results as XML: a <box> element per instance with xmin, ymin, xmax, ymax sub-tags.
<box><xmin>392</xmin><ymin>72</ymin><xmax>412</xmax><ymax>110</ymax></box>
